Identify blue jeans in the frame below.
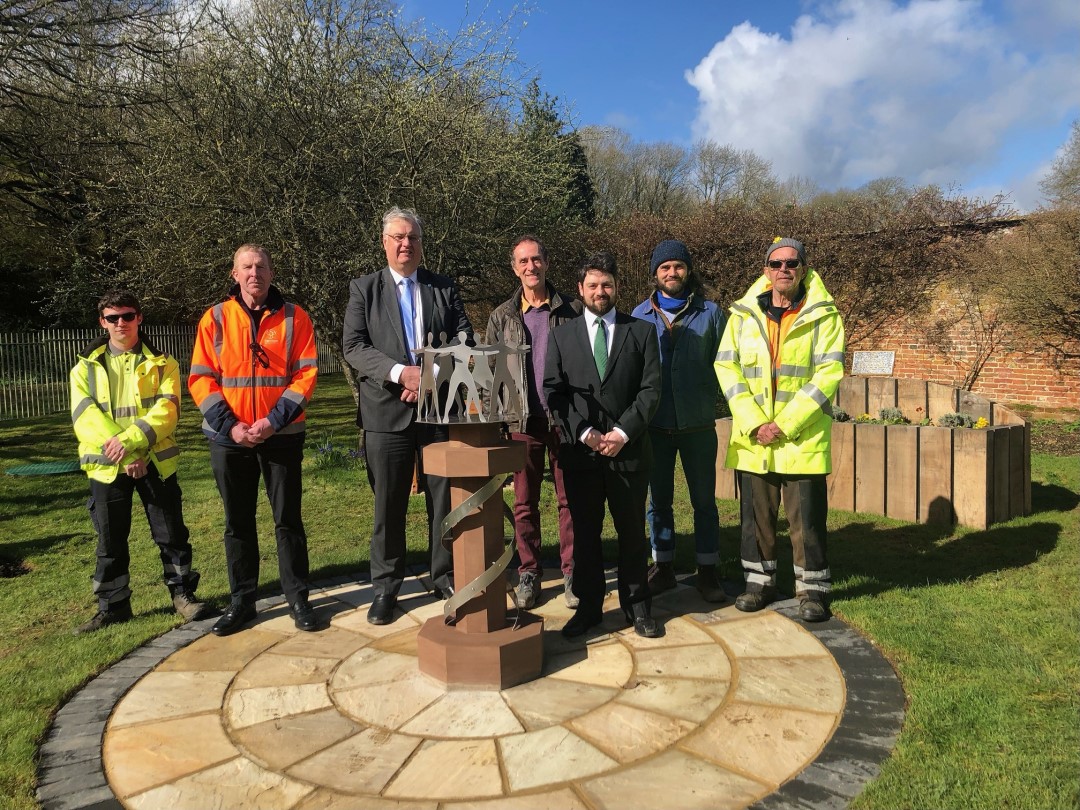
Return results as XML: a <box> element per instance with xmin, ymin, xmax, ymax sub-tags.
<box><xmin>647</xmin><ymin>426</ymin><xmax>720</xmax><ymax>565</ymax></box>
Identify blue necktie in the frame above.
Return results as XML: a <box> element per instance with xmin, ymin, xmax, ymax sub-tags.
<box><xmin>400</xmin><ymin>278</ymin><xmax>415</xmax><ymax>363</ymax></box>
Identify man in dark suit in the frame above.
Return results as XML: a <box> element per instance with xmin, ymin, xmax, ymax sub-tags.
<box><xmin>342</xmin><ymin>207</ymin><xmax>473</xmax><ymax>625</ymax></box>
<box><xmin>543</xmin><ymin>251</ymin><xmax>662</xmax><ymax>638</ymax></box>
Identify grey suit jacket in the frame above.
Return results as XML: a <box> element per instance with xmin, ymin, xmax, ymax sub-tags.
<box><xmin>342</xmin><ymin>266</ymin><xmax>473</xmax><ymax>432</ymax></box>
<box><xmin>543</xmin><ymin>311</ymin><xmax>660</xmax><ymax>472</ymax></box>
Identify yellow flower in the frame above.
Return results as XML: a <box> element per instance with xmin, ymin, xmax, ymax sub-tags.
<box><xmin>974</xmin><ymin>417</ymin><xmax>989</xmax><ymax>429</ymax></box>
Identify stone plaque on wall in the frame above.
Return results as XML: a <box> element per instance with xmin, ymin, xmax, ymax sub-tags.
<box><xmin>851</xmin><ymin>350</ymin><xmax>895</xmax><ymax>376</ymax></box>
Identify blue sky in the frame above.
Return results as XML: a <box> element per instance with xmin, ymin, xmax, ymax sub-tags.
<box><xmin>401</xmin><ymin>0</ymin><xmax>1080</xmax><ymax>211</ymax></box>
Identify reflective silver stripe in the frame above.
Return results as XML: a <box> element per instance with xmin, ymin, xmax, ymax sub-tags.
<box><xmin>220</xmin><ymin>376</ymin><xmax>291</xmax><ymax>387</ymax></box>
<box><xmin>140</xmin><ymin>393</ymin><xmax>179</xmax><ymax>408</ymax></box>
<box><xmin>278</xmin><ymin>421</ymin><xmax>305</xmax><ymax>435</ymax></box>
<box><xmin>87</xmin><ymin>364</ymin><xmax>99</xmax><ymax>404</ymax></box>
<box><xmin>295</xmin><ymin>358</ymin><xmax>317</xmax><ymax>370</ymax></box>
<box><xmin>723</xmin><ymin>383</ymin><xmax>749</xmax><ymax>400</ymax></box>
<box><xmin>798</xmin><ymin>567</ymin><xmax>831</xmax><ymax>582</ymax></box>
<box><xmin>775</xmin><ymin>390</ymin><xmax>795</xmax><ymax>402</ymax></box>
<box><xmin>741</xmin><ymin>558</ymin><xmax>777</xmax><ymax>573</ymax></box>
<box><xmin>742</xmin><ymin>366</ymin><xmax>764</xmax><ymax>379</ymax></box>
<box><xmin>715</xmin><ymin>350</ymin><xmax>738</xmax><ymax>362</ymax></box>
<box><xmin>72</xmin><ymin>397</ymin><xmax>96</xmax><ymax>422</ymax></box>
<box><xmin>113</xmin><ymin>405</ymin><xmax>138</xmax><ymax>418</ymax></box>
<box><xmin>746</xmin><ymin>572</ymin><xmax>775</xmax><ymax>586</ymax></box>
<box><xmin>797</xmin><ymin>581</ymin><xmax>831</xmax><ymax>594</ymax></box>
<box><xmin>197</xmin><ymin>391</ymin><xmax>225</xmax><ymax>415</ymax></box>
<box><xmin>135</xmin><ymin>419</ymin><xmax>157</xmax><ymax>447</ymax></box>
<box><xmin>81</xmin><ymin>453</ymin><xmax>114</xmax><ymax>466</ymax></box>
<box><xmin>211</xmin><ymin>304</ymin><xmax>224</xmax><ymax>359</ymax></box>
<box><xmin>162</xmin><ymin>562</ymin><xmax>190</xmax><ymax>576</ymax></box>
<box><xmin>164</xmin><ymin>393</ymin><xmax>180</xmax><ymax>406</ymax></box>
<box><xmin>189</xmin><ymin>364</ymin><xmax>217</xmax><ymax>377</ymax></box>
<box><xmin>753</xmin><ymin>393</ymin><xmax>766</xmax><ymax>406</ymax></box>
<box><xmin>284</xmin><ymin>303</ymin><xmax>295</xmax><ymax>376</ymax></box>
<box><xmin>281</xmin><ymin>388</ymin><xmax>307</xmax><ymax>407</ymax></box>
<box><xmin>813</xmin><ymin>352</ymin><xmax>845</xmax><ymax>364</ymax></box>
<box><xmin>801</xmin><ymin>383</ymin><xmax>829</xmax><ymax>407</ymax></box>
<box><xmin>155</xmin><ymin>445</ymin><xmax>180</xmax><ymax>460</ymax></box>
<box><xmin>777</xmin><ymin>364</ymin><xmax>811</xmax><ymax>377</ymax></box>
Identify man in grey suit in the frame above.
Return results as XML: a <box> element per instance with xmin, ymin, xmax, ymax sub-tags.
<box><xmin>544</xmin><ymin>251</ymin><xmax>662</xmax><ymax>638</ymax></box>
<box><xmin>342</xmin><ymin>207</ymin><xmax>473</xmax><ymax>625</ymax></box>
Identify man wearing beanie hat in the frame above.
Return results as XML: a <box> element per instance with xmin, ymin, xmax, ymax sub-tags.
<box><xmin>631</xmin><ymin>240</ymin><xmax>727</xmax><ymax>603</ymax></box>
<box><xmin>714</xmin><ymin>237</ymin><xmax>845</xmax><ymax>622</ymax></box>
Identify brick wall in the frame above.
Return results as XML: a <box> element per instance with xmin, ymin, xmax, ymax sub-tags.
<box><xmin>848</xmin><ymin>291</ymin><xmax>1079</xmax><ymax>411</ymax></box>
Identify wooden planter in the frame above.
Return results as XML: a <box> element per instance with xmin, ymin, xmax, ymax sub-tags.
<box><xmin>714</xmin><ymin>377</ymin><xmax>1031</xmax><ymax>530</ymax></box>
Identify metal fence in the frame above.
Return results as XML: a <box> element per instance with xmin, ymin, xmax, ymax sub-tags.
<box><xmin>0</xmin><ymin>326</ymin><xmax>341</xmax><ymax>421</ymax></box>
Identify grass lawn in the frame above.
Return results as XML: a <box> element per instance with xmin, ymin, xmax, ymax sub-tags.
<box><xmin>1</xmin><ymin>374</ymin><xmax>1077</xmax><ymax>809</ymax></box>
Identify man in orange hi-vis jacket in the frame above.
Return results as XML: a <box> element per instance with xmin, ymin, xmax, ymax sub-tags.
<box><xmin>189</xmin><ymin>244</ymin><xmax>319</xmax><ymax>636</ymax></box>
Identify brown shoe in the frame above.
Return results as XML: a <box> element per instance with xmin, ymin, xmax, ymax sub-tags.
<box><xmin>695</xmin><ymin>565</ymin><xmax>727</xmax><ymax>603</ymax></box>
<box><xmin>73</xmin><ymin>602</ymin><xmax>133</xmax><ymax>635</ymax></box>
<box><xmin>648</xmin><ymin>561</ymin><xmax>677</xmax><ymax>593</ymax></box>
<box><xmin>798</xmin><ymin>594</ymin><xmax>829</xmax><ymax>623</ymax></box>
<box><xmin>735</xmin><ymin>586</ymin><xmax>776</xmax><ymax>613</ymax></box>
<box><xmin>172</xmin><ymin>590</ymin><xmax>212</xmax><ymax>622</ymax></box>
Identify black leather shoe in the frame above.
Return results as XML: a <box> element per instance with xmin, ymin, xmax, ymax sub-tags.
<box><xmin>367</xmin><ymin>594</ymin><xmax>396</xmax><ymax>625</ymax></box>
<box><xmin>290</xmin><ymin>599</ymin><xmax>318</xmax><ymax>632</ymax></box>
<box><xmin>561</xmin><ymin>607</ymin><xmax>603</xmax><ymax>638</ymax></box>
<box><xmin>211</xmin><ymin>603</ymin><xmax>256</xmax><ymax>637</ymax></box>
<box><xmin>735</xmin><ymin>585</ymin><xmax>777</xmax><ymax>613</ymax></box>
<box><xmin>624</xmin><ymin>603</ymin><xmax>662</xmax><ymax>638</ymax></box>
<box><xmin>798</xmin><ymin>595</ymin><xmax>829</xmax><ymax>623</ymax></box>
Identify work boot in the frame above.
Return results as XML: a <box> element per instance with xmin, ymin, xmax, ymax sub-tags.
<box><xmin>172</xmin><ymin>589</ymin><xmax>212</xmax><ymax>622</ymax></box>
<box><xmin>563</xmin><ymin>574</ymin><xmax>580</xmax><ymax>608</ymax></box>
<box><xmin>735</xmin><ymin>585</ymin><xmax>776</xmax><ymax>613</ymax></box>
<box><xmin>695</xmin><ymin>564</ymin><xmax>727</xmax><ymax>603</ymax></box>
<box><xmin>515</xmin><ymin>571</ymin><xmax>540</xmax><ymax>610</ymax></box>
<box><xmin>647</xmin><ymin>561</ymin><xmax>678</xmax><ymax>593</ymax></box>
<box><xmin>798</xmin><ymin>594</ymin><xmax>829</xmax><ymax>623</ymax></box>
<box><xmin>73</xmin><ymin>602</ymin><xmax>133</xmax><ymax>635</ymax></box>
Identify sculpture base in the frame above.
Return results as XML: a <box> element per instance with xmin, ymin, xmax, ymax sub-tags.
<box><xmin>417</xmin><ymin>612</ymin><xmax>543</xmax><ymax>690</ymax></box>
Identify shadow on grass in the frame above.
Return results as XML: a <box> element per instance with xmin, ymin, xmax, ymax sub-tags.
<box><xmin>1031</xmin><ymin>481</ymin><xmax>1079</xmax><ymax>513</ymax></box>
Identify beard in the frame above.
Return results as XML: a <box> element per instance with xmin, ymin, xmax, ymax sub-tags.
<box><xmin>584</xmin><ymin>297</ymin><xmax>614</xmax><ymax>317</ymax></box>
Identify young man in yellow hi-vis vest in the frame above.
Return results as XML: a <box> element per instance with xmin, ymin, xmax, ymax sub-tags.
<box><xmin>70</xmin><ymin>290</ymin><xmax>210</xmax><ymax>634</ymax></box>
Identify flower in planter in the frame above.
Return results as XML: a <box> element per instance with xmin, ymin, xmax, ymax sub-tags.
<box><xmin>855</xmin><ymin>413</ymin><xmax>878</xmax><ymax>424</ymax></box>
<box><xmin>938</xmin><ymin>412</ymin><xmax>977</xmax><ymax>428</ymax></box>
<box><xmin>832</xmin><ymin>406</ymin><xmax>851</xmax><ymax>422</ymax></box>
<box><xmin>879</xmin><ymin>407</ymin><xmax>910</xmax><ymax>425</ymax></box>
<box><xmin>974</xmin><ymin>416</ymin><xmax>989</xmax><ymax>429</ymax></box>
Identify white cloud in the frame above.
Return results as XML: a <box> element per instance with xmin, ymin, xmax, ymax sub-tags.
<box><xmin>686</xmin><ymin>0</ymin><xmax>1080</xmax><ymax>199</ymax></box>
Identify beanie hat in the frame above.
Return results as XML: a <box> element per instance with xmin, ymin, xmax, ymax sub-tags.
<box><xmin>765</xmin><ymin>237</ymin><xmax>806</xmax><ymax>265</ymax></box>
<box><xmin>650</xmin><ymin>240</ymin><xmax>693</xmax><ymax>275</ymax></box>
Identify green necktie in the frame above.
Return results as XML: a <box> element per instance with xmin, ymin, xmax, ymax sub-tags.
<box><xmin>593</xmin><ymin>317</ymin><xmax>607</xmax><ymax>378</ymax></box>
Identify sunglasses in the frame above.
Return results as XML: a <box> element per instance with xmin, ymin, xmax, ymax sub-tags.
<box><xmin>767</xmin><ymin>259</ymin><xmax>802</xmax><ymax>270</ymax></box>
<box><xmin>249</xmin><ymin>342</ymin><xmax>271</xmax><ymax>369</ymax></box>
<box><xmin>103</xmin><ymin>312</ymin><xmax>138</xmax><ymax>324</ymax></box>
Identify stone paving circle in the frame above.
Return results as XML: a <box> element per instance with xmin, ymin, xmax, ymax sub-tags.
<box><xmin>37</xmin><ymin>570</ymin><xmax>905</xmax><ymax>810</ymax></box>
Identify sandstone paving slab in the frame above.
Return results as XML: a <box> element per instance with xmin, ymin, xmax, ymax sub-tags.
<box><xmin>233</xmin><ymin>653</ymin><xmax>339</xmax><ymax>689</ymax></box>
<box><xmin>580</xmin><ymin>748</ymin><xmax>768</xmax><ymax>810</ymax></box>
<box><xmin>231</xmin><ymin>707</ymin><xmax>362</xmax><ymax>771</ymax></box>
<box><xmin>295</xmin><ymin>789</ymin><xmax>436</xmax><ymax>810</ymax></box>
<box><xmin>399</xmin><ymin>690</ymin><xmax>524</xmax><ymax>737</ymax></box>
<box><xmin>332</xmin><ymin>605</ymin><xmax>420</xmax><ymax>637</ymax></box>
<box><xmin>543</xmin><ymin>640</ymin><xmax>634</xmax><ymax>688</ymax></box>
<box><xmin>635</xmin><ymin>642</ymin><xmax>733</xmax><ymax>681</ymax></box>
<box><xmin>103</xmin><ymin>713</ymin><xmax>239</xmax><ymax>798</ymax></box>
<box><xmin>614</xmin><ymin>675</ymin><xmax>729</xmax><ymax>723</ymax></box>
<box><xmin>285</xmin><ymin>726</ymin><xmax>420</xmax><ymax>794</ymax></box>
<box><xmin>735</xmin><ymin>656</ymin><xmax>845</xmax><ymax>714</ymax></box>
<box><xmin>568</xmin><ymin>701</ymin><xmax>697</xmax><ymax>763</ymax></box>
<box><xmin>109</xmin><ymin>670</ymin><xmax>234</xmax><ymax>727</ymax></box>
<box><xmin>384</xmin><ymin>739</ymin><xmax>503</xmax><ymax>800</ymax></box>
<box><xmin>266</xmin><ymin>625</ymin><xmax>370</xmax><ymax>660</ymax></box>
<box><xmin>442</xmin><ymin>786</ymin><xmax>589</xmax><ymax>810</ymax></box>
<box><xmin>615</xmin><ymin>615</ymin><xmax>716</xmax><ymax>649</ymax></box>
<box><xmin>226</xmin><ymin>682</ymin><xmax>334</xmax><ymax>729</ymax></box>
<box><xmin>708</xmin><ymin>611</ymin><xmax>833</xmax><ymax>659</ymax></box>
<box><xmin>371</xmin><ymin>625</ymin><xmax>422</xmax><ymax>656</ymax></box>
<box><xmin>332</xmin><ymin>672</ymin><xmax>446</xmax><ymax>729</ymax></box>
<box><xmin>501</xmin><ymin>676</ymin><xmax>617</xmax><ymax>730</ymax></box>
<box><xmin>125</xmin><ymin>756</ymin><xmax>314</xmax><ymax>810</ymax></box>
<box><xmin>681</xmin><ymin>701</ymin><xmax>839</xmax><ymax>787</ymax></box>
<box><xmin>154</xmin><ymin>629</ymin><xmax>284</xmax><ymax>672</ymax></box>
<box><xmin>332</xmin><ymin>647</ymin><xmax>419</xmax><ymax>690</ymax></box>
<box><xmin>499</xmin><ymin>726</ymin><xmax>617</xmax><ymax>792</ymax></box>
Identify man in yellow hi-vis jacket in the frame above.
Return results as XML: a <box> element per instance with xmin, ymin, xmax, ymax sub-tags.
<box><xmin>714</xmin><ymin>238</ymin><xmax>845</xmax><ymax>622</ymax></box>
<box><xmin>70</xmin><ymin>290</ymin><xmax>210</xmax><ymax>634</ymax></box>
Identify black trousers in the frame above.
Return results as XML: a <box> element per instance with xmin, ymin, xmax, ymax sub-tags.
<box><xmin>364</xmin><ymin>423</ymin><xmax>452</xmax><ymax>597</ymax></box>
<box><xmin>563</xmin><ymin>464</ymin><xmax>651</xmax><ymax>614</ymax></box>
<box><xmin>88</xmin><ymin>466</ymin><xmax>196</xmax><ymax>611</ymax></box>
<box><xmin>738</xmin><ymin>470</ymin><xmax>830</xmax><ymax>597</ymax></box>
<box><xmin>209</xmin><ymin>440</ymin><xmax>309</xmax><ymax>607</ymax></box>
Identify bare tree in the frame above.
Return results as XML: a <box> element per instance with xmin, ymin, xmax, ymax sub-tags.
<box><xmin>1040</xmin><ymin>120</ymin><xmax>1080</xmax><ymax>209</ymax></box>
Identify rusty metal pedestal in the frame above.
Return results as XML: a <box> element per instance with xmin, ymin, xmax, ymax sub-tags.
<box><xmin>417</xmin><ymin>423</ymin><xmax>543</xmax><ymax>689</ymax></box>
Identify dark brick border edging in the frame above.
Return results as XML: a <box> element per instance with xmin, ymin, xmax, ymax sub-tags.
<box><xmin>36</xmin><ymin>586</ymin><xmax>905</xmax><ymax>810</ymax></box>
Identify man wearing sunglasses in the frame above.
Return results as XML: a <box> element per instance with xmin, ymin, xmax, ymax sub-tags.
<box><xmin>190</xmin><ymin>244</ymin><xmax>319</xmax><ymax>636</ymax></box>
<box><xmin>715</xmin><ymin>238</ymin><xmax>845</xmax><ymax>622</ymax></box>
<box><xmin>70</xmin><ymin>291</ymin><xmax>210</xmax><ymax>633</ymax></box>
